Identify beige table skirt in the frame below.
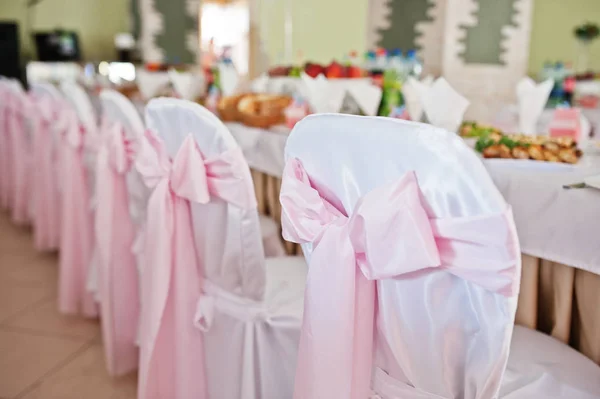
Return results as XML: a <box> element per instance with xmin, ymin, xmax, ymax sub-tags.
<box><xmin>252</xmin><ymin>170</ymin><xmax>600</xmax><ymax>366</ymax></box>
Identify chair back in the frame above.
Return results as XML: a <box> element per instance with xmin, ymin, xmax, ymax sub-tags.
<box><xmin>60</xmin><ymin>81</ymin><xmax>98</xmax><ymax>135</ymax></box>
<box><xmin>99</xmin><ymin>89</ymin><xmax>149</xmax><ymax>227</ymax></box>
<box><xmin>145</xmin><ymin>98</ymin><xmax>266</xmax><ymax>300</ymax></box>
<box><xmin>99</xmin><ymin>89</ymin><xmax>145</xmax><ymax>141</ymax></box>
<box><xmin>284</xmin><ymin>114</ymin><xmax>520</xmax><ymax>398</ymax></box>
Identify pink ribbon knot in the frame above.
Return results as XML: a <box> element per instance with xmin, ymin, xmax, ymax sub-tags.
<box><xmin>280</xmin><ymin>158</ymin><xmax>521</xmax><ymax>399</ymax></box>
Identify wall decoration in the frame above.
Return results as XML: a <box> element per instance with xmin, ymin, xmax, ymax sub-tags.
<box><xmin>367</xmin><ymin>0</ymin><xmax>447</xmax><ymax>75</ymax></box>
<box><xmin>459</xmin><ymin>0</ymin><xmax>519</xmax><ymax>65</ymax></box>
<box><xmin>375</xmin><ymin>0</ymin><xmax>434</xmax><ymax>51</ymax></box>
<box><xmin>443</xmin><ymin>0</ymin><xmax>534</xmax><ymax>122</ymax></box>
<box><xmin>139</xmin><ymin>0</ymin><xmax>164</xmax><ymax>63</ymax></box>
<box><xmin>138</xmin><ymin>0</ymin><xmax>200</xmax><ymax>64</ymax></box>
<box><xmin>131</xmin><ymin>0</ymin><xmax>141</xmax><ymax>40</ymax></box>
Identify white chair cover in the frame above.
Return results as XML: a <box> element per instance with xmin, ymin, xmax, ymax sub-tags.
<box><xmin>99</xmin><ymin>89</ymin><xmax>149</xmax><ymax>234</ymax></box>
<box><xmin>285</xmin><ymin>114</ymin><xmax>600</xmax><ymax>398</ymax></box>
<box><xmin>60</xmin><ymin>81</ymin><xmax>98</xmax><ymax>135</ymax></box>
<box><xmin>96</xmin><ymin>89</ymin><xmax>149</xmax><ymax>344</ymax></box>
<box><xmin>60</xmin><ymin>81</ymin><xmax>100</xmax><ymax>190</ymax></box>
<box><xmin>145</xmin><ymin>98</ymin><xmax>306</xmax><ymax>398</ymax></box>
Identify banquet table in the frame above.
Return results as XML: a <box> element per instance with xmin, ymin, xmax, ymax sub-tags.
<box><xmin>226</xmin><ymin>121</ymin><xmax>600</xmax><ymax>366</ymax></box>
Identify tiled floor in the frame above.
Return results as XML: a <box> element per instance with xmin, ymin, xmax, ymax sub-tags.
<box><xmin>0</xmin><ymin>212</ymin><xmax>137</xmax><ymax>399</ymax></box>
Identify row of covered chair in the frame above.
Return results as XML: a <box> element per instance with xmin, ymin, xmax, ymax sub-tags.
<box><xmin>0</xmin><ymin>76</ymin><xmax>599</xmax><ymax>398</ymax></box>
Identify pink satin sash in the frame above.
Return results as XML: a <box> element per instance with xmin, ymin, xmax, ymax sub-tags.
<box><xmin>9</xmin><ymin>100</ymin><xmax>32</xmax><ymax>225</ymax></box>
<box><xmin>57</xmin><ymin>107</ymin><xmax>97</xmax><ymax>318</ymax></box>
<box><xmin>137</xmin><ymin>132</ymin><xmax>256</xmax><ymax>398</ymax></box>
<box><xmin>94</xmin><ymin>118</ymin><xmax>139</xmax><ymax>376</ymax></box>
<box><xmin>32</xmin><ymin>97</ymin><xmax>61</xmax><ymax>251</ymax></box>
<box><xmin>280</xmin><ymin>159</ymin><xmax>521</xmax><ymax>399</ymax></box>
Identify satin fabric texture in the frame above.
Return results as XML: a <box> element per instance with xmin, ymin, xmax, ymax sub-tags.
<box><xmin>57</xmin><ymin>106</ymin><xmax>98</xmax><ymax>317</ymax></box>
<box><xmin>31</xmin><ymin>95</ymin><xmax>61</xmax><ymax>251</ymax></box>
<box><xmin>7</xmin><ymin>95</ymin><xmax>31</xmax><ymax>225</ymax></box>
<box><xmin>93</xmin><ymin>118</ymin><xmax>140</xmax><ymax>376</ymax></box>
<box><xmin>280</xmin><ymin>158</ymin><xmax>521</xmax><ymax>399</ymax></box>
<box><xmin>137</xmin><ymin>132</ymin><xmax>257</xmax><ymax>398</ymax></box>
<box><xmin>0</xmin><ymin>88</ymin><xmax>31</xmax><ymax>224</ymax></box>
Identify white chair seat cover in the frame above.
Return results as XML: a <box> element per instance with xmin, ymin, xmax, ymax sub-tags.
<box><xmin>259</xmin><ymin>214</ymin><xmax>286</xmax><ymax>257</ymax></box>
<box><xmin>202</xmin><ymin>255</ymin><xmax>306</xmax><ymax>399</ymax></box>
<box><xmin>500</xmin><ymin>326</ymin><xmax>600</xmax><ymax>398</ymax></box>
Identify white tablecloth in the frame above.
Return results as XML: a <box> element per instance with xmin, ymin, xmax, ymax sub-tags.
<box><xmin>226</xmin><ymin>122</ymin><xmax>600</xmax><ymax>275</ymax></box>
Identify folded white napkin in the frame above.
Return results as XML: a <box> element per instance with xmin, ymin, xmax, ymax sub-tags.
<box><xmin>301</xmin><ymin>72</ymin><xmax>346</xmax><ymax>114</ymax></box>
<box><xmin>418</xmin><ymin>77</ymin><xmax>470</xmax><ymax>132</ymax></box>
<box><xmin>585</xmin><ymin>174</ymin><xmax>600</xmax><ymax>189</ymax></box>
<box><xmin>346</xmin><ymin>82</ymin><xmax>382</xmax><ymax>116</ymax></box>
<box><xmin>136</xmin><ymin>70</ymin><xmax>171</xmax><ymax>101</ymax></box>
<box><xmin>218</xmin><ymin>63</ymin><xmax>240</xmax><ymax>96</ymax></box>
<box><xmin>169</xmin><ymin>70</ymin><xmax>205</xmax><ymax>101</ymax></box>
<box><xmin>250</xmin><ymin>74</ymin><xmax>269</xmax><ymax>93</ymax></box>
<box><xmin>402</xmin><ymin>75</ymin><xmax>434</xmax><ymax>122</ymax></box>
<box><xmin>517</xmin><ymin>77</ymin><xmax>554</xmax><ymax>135</ymax></box>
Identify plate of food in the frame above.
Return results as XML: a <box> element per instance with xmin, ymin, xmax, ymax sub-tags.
<box><xmin>474</xmin><ymin>133</ymin><xmax>583</xmax><ymax>169</ymax></box>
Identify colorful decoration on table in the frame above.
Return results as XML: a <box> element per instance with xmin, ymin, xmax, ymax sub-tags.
<box><xmin>548</xmin><ymin>108</ymin><xmax>583</xmax><ymax>143</ymax></box>
<box><xmin>540</xmin><ymin>62</ymin><xmax>577</xmax><ymax>106</ymax></box>
<box><xmin>268</xmin><ymin>59</ymin><xmax>366</xmax><ymax>80</ymax></box>
<box><xmin>205</xmin><ymin>86</ymin><xmax>221</xmax><ymax>115</ymax></box>
<box><xmin>459</xmin><ymin>121</ymin><xmax>503</xmax><ymax>138</ymax></box>
<box><xmin>516</xmin><ymin>77</ymin><xmax>554</xmax><ymax>135</ymax></box>
<box><xmin>388</xmin><ymin>105</ymin><xmax>410</xmax><ymax>120</ymax></box>
<box><xmin>377</xmin><ymin>59</ymin><xmax>404</xmax><ymax>117</ymax></box>
<box><xmin>217</xmin><ymin>58</ymin><xmax>240</xmax><ymax>97</ymax></box>
<box><xmin>284</xmin><ymin>95</ymin><xmax>310</xmax><ymax>129</ymax></box>
<box><xmin>237</xmin><ymin>94</ymin><xmax>292</xmax><ymax>129</ymax></box>
<box><xmin>475</xmin><ymin>132</ymin><xmax>582</xmax><ymax>164</ymax></box>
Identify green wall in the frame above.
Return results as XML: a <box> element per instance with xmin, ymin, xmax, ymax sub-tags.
<box><xmin>0</xmin><ymin>0</ymin><xmax>129</xmax><ymax>62</ymax></box>
<box><xmin>259</xmin><ymin>0</ymin><xmax>367</xmax><ymax>65</ymax></box>
<box><xmin>529</xmin><ymin>0</ymin><xmax>600</xmax><ymax>75</ymax></box>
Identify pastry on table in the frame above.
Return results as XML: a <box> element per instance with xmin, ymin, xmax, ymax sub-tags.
<box><xmin>237</xmin><ymin>94</ymin><xmax>293</xmax><ymax>129</ymax></box>
<box><xmin>218</xmin><ymin>93</ymin><xmax>251</xmax><ymax>122</ymax></box>
<box><xmin>476</xmin><ymin>132</ymin><xmax>583</xmax><ymax>164</ymax></box>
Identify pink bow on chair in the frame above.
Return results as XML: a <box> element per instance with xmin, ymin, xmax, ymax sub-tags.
<box><xmin>138</xmin><ymin>133</ymin><xmax>256</xmax><ymax>399</ymax></box>
<box><xmin>57</xmin><ymin>107</ymin><xmax>98</xmax><ymax>318</ymax></box>
<box><xmin>93</xmin><ymin>118</ymin><xmax>140</xmax><ymax>376</ymax></box>
<box><xmin>9</xmin><ymin>98</ymin><xmax>32</xmax><ymax>225</ymax></box>
<box><xmin>280</xmin><ymin>159</ymin><xmax>521</xmax><ymax>399</ymax></box>
<box><xmin>31</xmin><ymin>97</ymin><xmax>61</xmax><ymax>251</ymax></box>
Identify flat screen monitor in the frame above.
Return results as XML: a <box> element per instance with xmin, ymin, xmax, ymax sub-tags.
<box><xmin>34</xmin><ymin>30</ymin><xmax>81</xmax><ymax>62</ymax></box>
